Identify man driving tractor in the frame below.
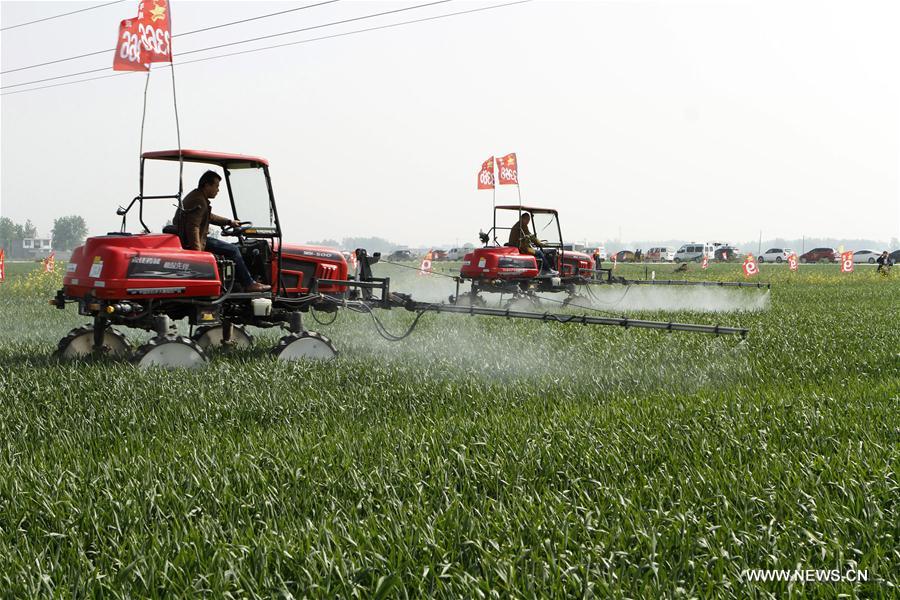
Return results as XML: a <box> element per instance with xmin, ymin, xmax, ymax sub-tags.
<box><xmin>173</xmin><ymin>170</ymin><xmax>271</xmax><ymax>293</ymax></box>
<box><xmin>508</xmin><ymin>212</ymin><xmax>558</xmax><ymax>276</ymax></box>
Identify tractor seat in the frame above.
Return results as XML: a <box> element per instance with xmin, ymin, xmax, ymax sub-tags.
<box><xmin>162</xmin><ymin>225</ymin><xmax>177</xmax><ymax>235</ymax></box>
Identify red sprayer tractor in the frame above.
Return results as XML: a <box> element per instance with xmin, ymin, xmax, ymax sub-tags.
<box><xmin>52</xmin><ymin>150</ymin><xmax>750</xmax><ymax>368</ymax></box>
<box><xmin>451</xmin><ymin>205</ymin><xmax>768</xmax><ymax>309</ymax></box>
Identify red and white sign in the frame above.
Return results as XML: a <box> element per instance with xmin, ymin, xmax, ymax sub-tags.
<box><xmin>496</xmin><ymin>153</ymin><xmax>518</xmax><ymax>185</ymax></box>
<box><xmin>0</xmin><ymin>249</ymin><xmax>5</xmax><ymax>282</ymax></box>
<box><xmin>788</xmin><ymin>253</ymin><xmax>798</xmax><ymax>272</ymax></box>
<box><xmin>840</xmin><ymin>251</ymin><xmax>854</xmax><ymax>273</ymax></box>
<box><xmin>742</xmin><ymin>254</ymin><xmax>758</xmax><ymax>277</ymax></box>
<box><xmin>701</xmin><ymin>255</ymin><xmax>709</xmax><ymax>270</ymax></box>
<box><xmin>418</xmin><ymin>251</ymin><xmax>433</xmax><ymax>276</ymax></box>
<box><xmin>137</xmin><ymin>0</ymin><xmax>172</xmax><ymax>63</ymax></box>
<box><xmin>612</xmin><ymin>255</ymin><xmax>617</xmax><ymax>269</ymax></box>
<box><xmin>43</xmin><ymin>252</ymin><xmax>56</xmax><ymax>273</ymax></box>
<box><xmin>477</xmin><ymin>157</ymin><xmax>495</xmax><ymax>190</ymax></box>
<box><xmin>113</xmin><ymin>18</ymin><xmax>148</xmax><ymax>71</ymax></box>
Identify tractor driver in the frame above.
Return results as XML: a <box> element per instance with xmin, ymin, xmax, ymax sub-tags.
<box><xmin>173</xmin><ymin>170</ymin><xmax>271</xmax><ymax>293</ymax></box>
<box><xmin>508</xmin><ymin>212</ymin><xmax>558</xmax><ymax>276</ymax></box>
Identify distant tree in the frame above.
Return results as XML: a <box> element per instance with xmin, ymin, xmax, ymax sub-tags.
<box><xmin>52</xmin><ymin>215</ymin><xmax>89</xmax><ymax>250</ymax></box>
<box><xmin>20</xmin><ymin>219</ymin><xmax>37</xmax><ymax>239</ymax></box>
<box><xmin>0</xmin><ymin>217</ymin><xmax>15</xmax><ymax>249</ymax></box>
<box><xmin>306</xmin><ymin>238</ymin><xmax>340</xmax><ymax>247</ymax></box>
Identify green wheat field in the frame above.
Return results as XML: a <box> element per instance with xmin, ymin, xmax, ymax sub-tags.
<box><xmin>0</xmin><ymin>260</ymin><xmax>897</xmax><ymax>598</ymax></box>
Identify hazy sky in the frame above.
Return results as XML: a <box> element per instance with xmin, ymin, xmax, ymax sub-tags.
<box><xmin>2</xmin><ymin>0</ymin><xmax>898</xmax><ymax>248</ymax></box>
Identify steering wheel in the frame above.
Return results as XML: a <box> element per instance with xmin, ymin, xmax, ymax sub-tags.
<box><xmin>221</xmin><ymin>221</ymin><xmax>253</xmax><ymax>238</ymax></box>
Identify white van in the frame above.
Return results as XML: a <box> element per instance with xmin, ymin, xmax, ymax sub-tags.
<box><xmin>448</xmin><ymin>246</ymin><xmax>474</xmax><ymax>261</ymax></box>
<box><xmin>674</xmin><ymin>242</ymin><xmax>714</xmax><ymax>262</ymax></box>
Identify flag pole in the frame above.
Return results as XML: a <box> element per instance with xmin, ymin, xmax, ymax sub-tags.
<box><xmin>167</xmin><ymin>2</ymin><xmax>183</xmax><ymax>202</ymax></box>
<box><xmin>138</xmin><ymin>66</ymin><xmax>151</xmax><ymax>190</ymax></box>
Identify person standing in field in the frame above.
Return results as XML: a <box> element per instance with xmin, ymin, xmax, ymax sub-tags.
<box><xmin>875</xmin><ymin>250</ymin><xmax>893</xmax><ymax>274</ymax></box>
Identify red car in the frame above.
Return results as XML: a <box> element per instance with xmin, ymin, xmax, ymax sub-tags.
<box><xmin>799</xmin><ymin>247</ymin><xmax>837</xmax><ymax>263</ymax></box>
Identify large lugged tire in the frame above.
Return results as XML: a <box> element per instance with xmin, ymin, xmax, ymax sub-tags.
<box><xmin>454</xmin><ymin>292</ymin><xmax>487</xmax><ymax>307</ymax></box>
<box><xmin>192</xmin><ymin>324</ymin><xmax>253</xmax><ymax>351</ymax></box>
<box><xmin>56</xmin><ymin>326</ymin><xmax>132</xmax><ymax>359</ymax></box>
<box><xmin>272</xmin><ymin>331</ymin><xmax>337</xmax><ymax>362</ymax></box>
<box><xmin>133</xmin><ymin>335</ymin><xmax>208</xmax><ymax>369</ymax></box>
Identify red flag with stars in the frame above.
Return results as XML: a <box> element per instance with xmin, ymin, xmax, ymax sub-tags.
<box><xmin>496</xmin><ymin>153</ymin><xmax>518</xmax><ymax>185</ymax></box>
<box><xmin>138</xmin><ymin>0</ymin><xmax>173</xmax><ymax>63</ymax></box>
<box><xmin>0</xmin><ymin>249</ymin><xmax>5</xmax><ymax>282</ymax></box>
<box><xmin>477</xmin><ymin>157</ymin><xmax>495</xmax><ymax>190</ymax></box>
<box><xmin>113</xmin><ymin>18</ymin><xmax>148</xmax><ymax>71</ymax></box>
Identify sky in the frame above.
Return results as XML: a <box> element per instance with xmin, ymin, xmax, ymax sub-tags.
<box><xmin>2</xmin><ymin>0</ymin><xmax>899</xmax><ymax>249</ymax></box>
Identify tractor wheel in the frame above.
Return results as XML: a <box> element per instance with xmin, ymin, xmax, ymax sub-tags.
<box><xmin>192</xmin><ymin>324</ymin><xmax>253</xmax><ymax>351</ymax></box>
<box><xmin>133</xmin><ymin>335</ymin><xmax>208</xmax><ymax>369</ymax></box>
<box><xmin>56</xmin><ymin>326</ymin><xmax>132</xmax><ymax>360</ymax></box>
<box><xmin>272</xmin><ymin>331</ymin><xmax>337</xmax><ymax>362</ymax></box>
<box><xmin>506</xmin><ymin>295</ymin><xmax>542</xmax><ymax>312</ymax></box>
<box><xmin>455</xmin><ymin>292</ymin><xmax>487</xmax><ymax>307</ymax></box>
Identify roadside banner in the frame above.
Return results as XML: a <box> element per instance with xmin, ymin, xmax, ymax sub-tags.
<box><xmin>43</xmin><ymin>252</ymin><xmax>56</xmax><ymax>273</ymax></box>
<box><xmin>840</xmin><ymin>251</ymin><xmax>854</xmax><ymax>273</ymax></box>
<box><xmin>496</xmin><ymin>153</ymin><xmax>518</xmax><ymax>185</ymax></box>
<box><xmin>743</xmin><ymin>254</ymin><xmax>758</xmax><ymax>277</ymax></box>
<box><xmin>113</xmin><ymin>18</ymin><xmax>148</xmax><ymax>71</ymax></box>
<box><xmin>0</xmin><ymin>249</ymin><xmax>5</xmax><ymax>282</ymax></box>
<box><xmin>612</xmin><ymin>254</ymin><xmax>617</xmax><ymax>270</ymax></box>
<box><xmin>701</xmin><ymin>255</ymin><xmax>709</xmax><ymax>270</ymax></box>
<box><xmin>477</xmin><ymin>157</ymin><xmax>495</xmax><ymax>190</ymax></box>
<box><xmin>419</xmin><ymin>251</ymin><xmax>433</xmax><ymax>276</ymax></box>
<box><xmin>788</xmin><ymin>253</ymin><xmax>798</xmax><ymax>271</ymax></box>
<box><xmin>137</xmin><ymin>0</ymin><xmax>173</xmax><ymax>63</ymax></box>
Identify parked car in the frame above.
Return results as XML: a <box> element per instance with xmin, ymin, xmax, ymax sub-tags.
<box><xmin>852</xmin><ymin>250</ymin><xmax>879</xmax><ymax>264</ymax></box>
<box><xmin>448</xmin><ymin>246</ymin><xmax>473</xmax><ymax>261</ymax></box>
<box><xmin>889</xmin><ymin>249</ymin><xmax>900</xmax><ymax>263</ymax></box>
<box><xmin>388</xmin><ymin>250</ymin><xmax>413</xmax><ymax>261</ymax></box>
<box><xmin>430</xmin><ymin>250</ymin><xmax>448</xmax><ymax>261</ymax></box>
<box><xmin>714</xmin><ymin>246</ymin><xmax>741</xmax><ymax>261</ymax></box>
<box><xmin>646</xmin><ymin>246</ymin><xmax>675</xmax><ymax>262</ymax></box>
<box><xmin>757</xmin><ymin>248</ymin><xmax>794</xmax><ymax>263</ymax></box>
<box><xmin>674</xmin><ymin>243</ymin><xmax>714</xmax><ymax>262</ymax></box>
<box><xmin>799</xmin><ymin>247</ymin><xmax>837</xmax><ymax>263</ymax></box>
<box><xmin>614</xmin><ymin>250</ymin><xmax>635</xmax><ymax>262</ymax></box>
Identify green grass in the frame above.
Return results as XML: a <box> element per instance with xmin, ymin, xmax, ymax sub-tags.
<box><xmin>0</xmin><ymin>260</ymin><xmax>897</xmax><ymax>597</ymax></box>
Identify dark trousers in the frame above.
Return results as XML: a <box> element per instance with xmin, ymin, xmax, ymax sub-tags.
<box><xmin>205</xmin><ymin>237</ymin><xmax>254</xmax><ymax>286</ymax></box>
<box><xmin>534</xmin><ymin>248</ymin><xmax>554</xmax><ymax>272</ymax></box>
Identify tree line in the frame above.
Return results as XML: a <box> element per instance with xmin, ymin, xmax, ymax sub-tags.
<box><xmin>0</xmin><ymin>215</ymin><xmax>88</xmax><ymax>251</ymax></box>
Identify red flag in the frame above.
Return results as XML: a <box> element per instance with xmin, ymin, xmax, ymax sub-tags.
<box><xmin>418</xmin><ymin>251</ymin><xmax>433</xmax><ymax>276</ymax></box>
<box><xmin>840</xmin><ymin>251</ymin><xmax>854</xmax><ymax>273</ymax></box>
<box><xmin>113</xmin><ymin>18</ymin><xmax>148</xmax><ymax>71</ymax></box>
<box><xmin>701</xmin><ymin>255</ymin><xmax>709</xmax><ymax>270</ymax></box>
<box><xmin>138</xmin><ymin>0</ymin><xmax>173</xmax><ymax>63</ymax></box>
<box><xmin>788</xmin><ymin>253</ymin><xmax>798</xmax><ymax>272</ymax></box>
<box><xmin>742</xmin><ymin>254</ymin><xmax>758</xmax><ymax>277</ymax></box>
<box><xmin>496</xmin><ymin>153</ymin><xmax>518</xmax><ymax>185</ymax></box>
<box><xmin>44</xmin><ymin>252</ymin><xmax>56</xmax><ymax>273</ymax></box>
<box><xmin>612</xmin><ymin>254</ymin><xmax>617</xmax><ymax>270</ymax></box>
<box><xmin>477</xmin><ymin>157</ymin><xmax>495</xmax><ymax>190</ymax></box>
<box><xmin>0</xmin><ymin>249</ymin><xmax>5</xmax><ymax>282</ymax></box>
